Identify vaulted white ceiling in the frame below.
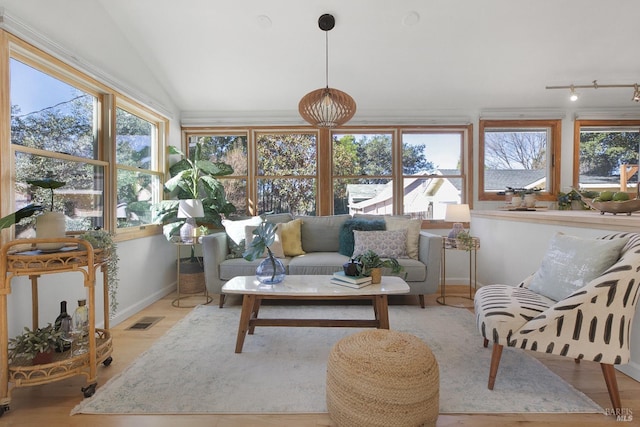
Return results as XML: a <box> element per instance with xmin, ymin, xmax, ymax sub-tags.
<box><xmin>2</xmin><ymin>0</ymin><xmax>640</xmax><ymax>124</ymax></box>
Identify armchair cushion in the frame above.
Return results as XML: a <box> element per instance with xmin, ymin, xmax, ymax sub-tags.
<box><xmin>528</xmin><ymin>232</ymin><xmax>629</xmax><ymax>301</ymax></box>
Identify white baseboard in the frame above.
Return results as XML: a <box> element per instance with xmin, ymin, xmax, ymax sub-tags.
<box><xmin>96</xmin><ymin>283</ymin><xmax>176</xmax><ymax>329</ymax></box>
<box><xmin>617</xmin><ymin>360</ymin><xmax>640</xmax><ymax>382</ymax></box>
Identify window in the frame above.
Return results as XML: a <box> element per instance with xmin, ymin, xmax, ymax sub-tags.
<box><xmin>183</xmin><ymin>126</ymin><xmax>471</xmax><ymax>223</ymax></box>
<box><xmin>401</xmin><ymin>131</ymin><xmax>465</xmax><ymax>220</ymax></box>
<box><xmin>255</xmin><ymin>132</ymin><xmax>317</xmax><ymax>215</ymax></box>
<box><xmin>115</xmin><ymin>105</ymin><xmax>164</xmax><ymax>229</ymax></box>
<box><xmin>479</xmin><ymin>119</ymin><xmax>561</xmax><ymax>201</ymax></box>
<box><xmin>332</xmin><ymin>132</ymin><xmax>393</xmax><ymax>215</ymax></box>
<box><xmin>10</xmin><ymin>56</ymin><xmax>104</xmax><ymax>237</ymax></box>
<box><xmin>574</xmin><ymin>120</ymin><xmax>640</xmax><ymax>195</ymax></box>
<box><xmin>5</xmin><ymin>37</ymin><xmax>168</xmax><ymax>242</ymax></box>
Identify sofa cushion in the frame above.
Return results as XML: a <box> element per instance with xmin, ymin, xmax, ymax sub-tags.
<box><xmin>384</xmin><ymin>217</ymin><xmax>422</xmax><ymax>260</ymax></box>
<box><xmin>279</xmin><ymin>218</ymin><xmax>305</xmax><ymax>256</ymax></box>
<box><xmin>296</xmin><ymin>214</ymin><xmax>351</xmax><ymax>253</ymax></box>
<box><xmin>264</xmin><ymin>212</ymin><xmax>294</xmax><ymax>224</ymax></box>
<box><xmin>288</xmin><ymin>252</ymin><xmax>351</xmax><ymax>275</ymax></box>
<box><xmin>352</xmin><ymin>229</ymin><xmax>408</xmax><ymax>259</ymax></box>
<box><xmin>338</xmin><ymin>218</ymin><xmax>386</xmax><ymax>256</ymax></box>
<box><xmin>221</xmin><ymin>216</ymin><xmax>263</xmax><ymax>259</ymax></box>
<box><xmin>528</xmin><ymin>232</ymin><xmax>629</xmax><ymax>301</ymax></box>
<box><xmin>245</xmin><ymin>225</ymin><xmax>285</xmax><ymax>258</ymax></box>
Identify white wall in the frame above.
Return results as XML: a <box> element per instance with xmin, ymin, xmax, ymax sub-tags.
<box><xmin>470</xmin><ymin>214</ymin><xmax>640</xmax><ymax>382</ymax></box>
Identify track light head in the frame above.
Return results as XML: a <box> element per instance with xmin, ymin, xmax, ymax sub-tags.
<box><xmin>633</xmin><ymin>84</ymin><xmax>640</xmax><ymax>102</ymax></box>
<box><xmin>569</xmin><ymin>86</ymin><xmax>578</xmax><ymax>102</ymax></box>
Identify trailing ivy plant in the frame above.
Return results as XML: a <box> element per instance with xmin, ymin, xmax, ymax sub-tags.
<box><xmin>80</xmin><ymin>228</ymin><xmax>119</xmax><ymax>317</ymax></box>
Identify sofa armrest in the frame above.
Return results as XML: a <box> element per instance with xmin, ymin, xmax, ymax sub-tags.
<box><xmin>201</xmin><ymin>231</ymin><xmax>228</xmax><ymax>294</ymax></box>
<box><xmin>418</xmin><ymin>231</ymin><xmax>442</xmax><ymax>291</ymax></box>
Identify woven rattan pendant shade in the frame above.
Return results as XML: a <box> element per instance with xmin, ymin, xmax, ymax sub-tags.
<box><xmin>298</xmin><ymin>87</ymin><xmax>356</xmax><ymax>128</ymax></box>
<box><xmin>298</xmin><ymin>14</ymin><xmax>356</xmax><ymax>128</ymax></box>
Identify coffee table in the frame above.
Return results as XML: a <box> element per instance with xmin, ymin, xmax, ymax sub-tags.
<box><xmin>221</xmin><ymin>275</ymin><xmax>410</xmax><ymax>353</ymax></box>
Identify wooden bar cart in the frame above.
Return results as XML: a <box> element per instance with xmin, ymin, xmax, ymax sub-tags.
<box><xmin>0</xmin><ymin>237</ymin><xmax>113</xmax><ymax>416</ymax></box>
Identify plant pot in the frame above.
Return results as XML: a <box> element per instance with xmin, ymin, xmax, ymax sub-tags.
<box><xmin>32</xmin><ymin>349</ymin><xmax>54</xmax><ymax>365</ymax></box>
<box><xmin>524</xmin><ymin>193</ymin><xmax>536</xmax><ymax>208</ymax></box>
<box><xmin>178</xmin><ymin>257</ymin><xmax>205</xmax><ymax>294</ymax></box>
<box><xmin>256</xmin><ymin>256</ymin><xmax>286</xmax><ymax>284</ymax></box>
<box><xmin>36</xmin><ymin>211</ymin><xmax>66</xmax><ymax>250</ymax></box>
<box><xmin>369</xmin><ymin>267</ymin><xmax>382</xmax><ymax>284</ymax></box>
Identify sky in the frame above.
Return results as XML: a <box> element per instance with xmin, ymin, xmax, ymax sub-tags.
<box><xmin>10</xmin><ymin>58</ymin><xmax>80</xmax><ymax>116</ymax></box>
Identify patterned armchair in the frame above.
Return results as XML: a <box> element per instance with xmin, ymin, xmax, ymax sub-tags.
<box><xmin>474</xmin><ymin>232</ymin><xmax>640</xmax><ymax>411</ymax></box>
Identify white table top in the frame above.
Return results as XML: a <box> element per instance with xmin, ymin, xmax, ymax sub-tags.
<box><xmin>221</xmin><ymin>275</ymin><xmax>410</xmax><ymax>296</ymax></box>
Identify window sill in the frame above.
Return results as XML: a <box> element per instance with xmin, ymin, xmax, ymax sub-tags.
<box><xmin>472</xmin><ymin>209</ymin><xmax>640</xmax><ymax>233</ymax></box>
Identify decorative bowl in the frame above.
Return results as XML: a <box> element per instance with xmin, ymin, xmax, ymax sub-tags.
<box><xmin>580</xmin><ymin>195</ymin><xmax>640</xmax><ymax>215</ymax></box>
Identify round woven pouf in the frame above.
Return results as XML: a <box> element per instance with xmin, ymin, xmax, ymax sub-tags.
<box><xmin>326</xmin><ymin>329</ymin><xmax>439</xmax><ymax>427</ymax></box>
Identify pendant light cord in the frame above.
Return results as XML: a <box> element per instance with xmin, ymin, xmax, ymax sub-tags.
<box><xmin>325</xmin><ymin>30</ymin><xmax>329</xmax><ymax>89</ymax></box>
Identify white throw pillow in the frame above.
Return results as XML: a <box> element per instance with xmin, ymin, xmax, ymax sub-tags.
<box><xmin>352</xmin><ymin>229</ymin><xmax>408</xmax><ymax>259</ymax></box>
<box><xmin>245</xmin><ymin>225</ymin><xmax>285</xmax><ymax>259</ymax></box>
<box><xmin>384</xmin><ymin>217</ymin><xmax>421</xmax><ymax>260</ymax></box>
<box><xmin>528</xmin><ymin>233</ymin><xmax>629</xmax><ymax>301</ymax></box>
<box><xmin>221</xmin><ymin>216</ymin><xmax>262</xmax><ymax>258</ymax></box>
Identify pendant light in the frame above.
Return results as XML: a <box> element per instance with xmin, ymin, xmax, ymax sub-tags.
<box><xmin>298</xmin><ymin>14</ymin><xmax>356</xmax><ymax>128</ymax></box>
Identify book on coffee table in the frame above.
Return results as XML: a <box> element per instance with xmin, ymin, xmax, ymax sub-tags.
<box><xmin>330</xmin><ymin>277</ymin><xmax>373</xmax><ymax>289</ymax></box>
<box><xmin>332</xmin><ymin>271</ymin><xmax>372</xmax><ymax>284</ymax></box>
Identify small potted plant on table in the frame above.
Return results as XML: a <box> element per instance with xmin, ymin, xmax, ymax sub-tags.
<box><xmin>354</xmin><ymin>250</ymin><xmax>404</xmax><ymax>284</ymax></box>
<box><xmin>9</xmin><ymin>323</ymin><xmax>64</xmax><ymax>365</ymax></box>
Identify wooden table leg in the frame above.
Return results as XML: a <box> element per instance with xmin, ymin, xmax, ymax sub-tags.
<box><xmin>374</xmin><ymin>295</ymin><xmax>389</xmax><ymax>329</ymax></box>
<box><xmin>235</xmin><ymin>294</ymin><xmax>256</xmax><ymax>353</ymax></box>
<box><xmin>248</xmin><ymin>297</ymin><xmax>262</xmax><ymax>335</ymax></box>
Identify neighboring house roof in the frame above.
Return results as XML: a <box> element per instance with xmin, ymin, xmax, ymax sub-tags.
<box><xmin>482</xmin><ymin>169</ymin><xmax>546</xmax><ymax>191</ymax></box>
<box><xmin>346</xmin><ymin>184</ymin><xmax>388</xmax><ymax>204</ymax></box>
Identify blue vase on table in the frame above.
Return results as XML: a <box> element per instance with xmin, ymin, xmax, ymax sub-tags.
<box><xmin>256</xmin><ymin>256</ymin><xmax>286</xmax><ymax>284</ymax></box>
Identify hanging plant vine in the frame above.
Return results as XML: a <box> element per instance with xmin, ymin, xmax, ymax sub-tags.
<box><xmin>79</xmin><ymin>229</ymin><xmax>119</xmax><ymax>317</ymax></box>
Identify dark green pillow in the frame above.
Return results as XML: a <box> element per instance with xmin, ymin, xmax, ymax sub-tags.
<box><xmin>338</xmin><ymin>218</ymin><xmax>386</xmax><ymax>256</ymax></box>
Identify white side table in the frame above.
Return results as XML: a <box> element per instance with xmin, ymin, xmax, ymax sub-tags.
<box><xmin>437</xmin><ymin>236</ymin><xmax>479</xmax><ymax>307</ymax></box>
<box><xmin>172</xmin><ymin>242</ymin><xmax>213</xmax><ymax>308</ymax></box>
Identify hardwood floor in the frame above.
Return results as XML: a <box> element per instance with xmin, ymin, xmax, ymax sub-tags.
<box><xmin>1</xmin><ymin>288</ymin><xmax>638</xmax><ymax>426</ymax></box>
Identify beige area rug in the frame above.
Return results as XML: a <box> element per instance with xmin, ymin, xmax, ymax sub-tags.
<box><xmin>72</xmin><ymin>304</ymin><xmax>604</xmax><ymax>415</ymax></box>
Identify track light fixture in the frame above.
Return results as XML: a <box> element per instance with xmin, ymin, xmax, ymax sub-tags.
<box><xmin>546</xmin><ymin>80</ymin><xmax>640</xmax><ymax>103</ymax></box>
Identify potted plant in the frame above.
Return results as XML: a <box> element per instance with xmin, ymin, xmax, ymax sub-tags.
<box><xmin>243</xmin><ymin>220</ymin><xmax>286</xmax><ymax>284</ymax></box>
<box><xmin>153</xmin><ymin>142</ymin><xmax>236</xmax><ymax>241</ymax></box>
<box><xmin>26</xmin><ymin>178</ymin><xmax>67</xmax><ymax>249</ymax></box>
<box><xmin>8</xmin><ymin>323</ymin><xmax>64</xmax><ymax>365</ymax></box>
<box><xmin>454</xmin><ymin>230</ymin><xmax>479</xmax><ymax>251</ymax></box>
<box><xmin>354</xmin><ymin>249</ymin><xmax>404</xmax><ymax>284</ymax></box>
<box><xmin>79</xmin><ymin>228</ymin><xmax>120</xmax><ymax>317</ymax></box>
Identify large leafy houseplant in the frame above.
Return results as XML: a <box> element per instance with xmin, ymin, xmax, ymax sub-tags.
<box><xmin>153</xmin><ymin>142</ymin><xmax>236</xmax><ymax>241</ymax></box>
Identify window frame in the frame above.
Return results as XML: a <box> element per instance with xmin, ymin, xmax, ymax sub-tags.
<box><xmin>478</xmin><ymin>119</ymin><xmax>561</xmax><ymax>202</ymax></box>
<box><xmin>183</xmin><ymin>125</ymin><xmax>472</xmax><ymax>228</ymax></box>
<box><xmin>573</xmin><ymin>119</ymin><xmax>640</xmax><ymax>192</ymax></box>
<box><xmin>2</xmin><ymin>32</ymin><xmax>167</xmax><ymax>243</ymax></box>
<box><xmin>113</xmin><ymin>98</ymin><xmax>166</xmax><ymax>238</ymax></box>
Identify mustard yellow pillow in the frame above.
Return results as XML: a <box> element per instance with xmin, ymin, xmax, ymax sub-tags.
<box><xmin>279</xmin><ymin>219</ymin><xmax>305</xmax><ymax>256</ymax></box>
